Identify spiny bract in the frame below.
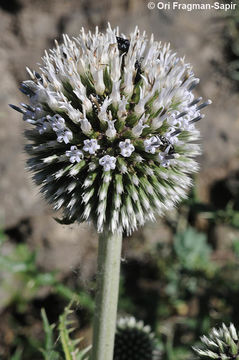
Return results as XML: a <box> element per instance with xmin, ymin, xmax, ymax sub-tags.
<box><xmin>114</xmin><ymin>316</ymin><xmax>160</xmax><ymax>360</ymax></box>
<box><xmin>193</xmin><ymin>323</ymin><xmax>239</xmax><ymax>359</ymax></box>
<box><xmin>11</xmin><ymin>24</ymin><xmax>211</xmax><ymax>234</ymax></box>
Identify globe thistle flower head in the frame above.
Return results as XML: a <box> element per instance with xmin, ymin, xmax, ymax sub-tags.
<box><xmin>10</xmin><ymin>24</ymin><xmax>211</xmax><ymax>234</ymax></box>
<box><xmin>193</xmin><ymin>323</ymin><xmax>239</xmax><ymax>359</ymax></box>
<box><xmin>113</xmin><ymin>316</ymin><xmax>160</xmax><ymax>360</ymax></box>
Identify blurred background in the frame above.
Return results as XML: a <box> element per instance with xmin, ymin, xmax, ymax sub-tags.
<box><xmin>0</xmin><ymin>0</ymin><xmax>239</xmax><ymax>359</ymax></box>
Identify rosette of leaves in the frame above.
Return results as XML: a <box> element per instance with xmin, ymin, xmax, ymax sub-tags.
<box><xmin>193</xmin><ymin>323</ymin><xmax>239</xmax><ymax>359</ymax></box>
<box><xmin>10</xmin><ymin>24</ymin><xmax>210</xmax><ymax>235</ymax></box>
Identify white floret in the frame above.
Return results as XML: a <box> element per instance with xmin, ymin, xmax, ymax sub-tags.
<box><xmin>99</xmin><ymin>155</ymin><xmax>116</xmax><ymax>171</ymax></box>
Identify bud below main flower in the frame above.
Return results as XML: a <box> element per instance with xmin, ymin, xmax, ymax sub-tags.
<box><xmin>114</xmin><ymin>316</ymin><xmax>161</xmax><ymax>360</ymax></box>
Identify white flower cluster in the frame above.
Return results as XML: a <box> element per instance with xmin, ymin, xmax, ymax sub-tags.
<box><xmin>10</xmin><ymin>24</ymin><xmax>210</xmax><ymax>234</ymax></box>
<box><xmin>193</xmin><ymin>323</ymin><xmax>239</xmax><ymax>360</ymax></box>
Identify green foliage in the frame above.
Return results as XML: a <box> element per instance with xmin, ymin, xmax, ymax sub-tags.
<box><xmin>10</xmin><ymin>348</ymin><xmax>23</xmax><ymax>360</ymax></box>
<box><xmin>173</xmin><ymin>227</ymin><xmax>211</xmax><ymax>271</ymax></box>
<box><xmin>232</xmin><ymin>238</ymin><xmax>239</xmax><ymax>257</ymax></box>
<box><xmin>0</xmin><ymin>227</ymin><xmax>6</xmax><ymax>244</ymax></box>
<box><xmin>58</xmin><ymin>304</ymin><xmax>91</xmax><ymax>360</ymax></box>
<box><xmin>118</xmin><ymin>276</ymin><xmax>136</xmax><ymax>314</ymax></box>
<box><xmin>0</xmin><ymin>235</ymin><xmax>94</xmax><ymax>313</ymax></box>
<box><xmin>180</xmin><ymin>182</ymin><xmax>239</xmax><ymax>230</ymax></box>
<box><xmin>0</xmin><ymin>231</ymin><xmax>94</xmax><ymax>359</ymax></box>
<box><xmin>40</xmin><ymin>309</ymin><xmax>61</xmax><ymax>360</ymax></box>
<box><xmin>40</xmin><ymin>305</ymin><xmax>91</xmax><ymax>360</ymax></box>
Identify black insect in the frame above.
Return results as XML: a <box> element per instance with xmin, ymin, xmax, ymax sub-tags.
<box><xmin>134</xmin><ymin>58</ymin><xmax>143</xmax><ymax>84</ymax></box>
<box><xmin>116</xmin><ymin>36</ymin><xmax>144</xmax><ymax>84</ymax></box>
<box><xmin>157</xmin><ymin>135</ymin><xmax>175</xmax><ymax>155</ymax></box>
<box><xmin>116</xmin><ymin>36</ymin><xmax>130</xmax><ymax>53</ymax></box>
<box><xmin>33</xmin><ymin>71</ymin><xmax>43</xmax><ymax>83</ymax></box>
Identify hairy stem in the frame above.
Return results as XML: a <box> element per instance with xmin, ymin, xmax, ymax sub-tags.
<box><xmin>91</xmin><ymin>230</ymin><xmax>123</xmax><ymax>360</ymax></box>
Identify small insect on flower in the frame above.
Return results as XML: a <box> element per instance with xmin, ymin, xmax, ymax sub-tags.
<box><xmin>10</xmin><ymin>24</ymin><xmax>211</xmax><ymax>234</ymax></box>
<box><xmin>116</xmin><ymin>36</ymin><xmax>130</xmax><ymax>53</ymax></box>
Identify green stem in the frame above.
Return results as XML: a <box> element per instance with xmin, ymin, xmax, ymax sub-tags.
<box><xmin>91</xmin><ymin>230</ymin><xmax>123</xmax><ymax>360</ymax></box>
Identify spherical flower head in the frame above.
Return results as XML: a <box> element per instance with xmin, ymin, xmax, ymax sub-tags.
<box><xmin>114</xmin><ymin>317</ymin><xmax>160</xmax><ymax>360</ymax></box>
<box><xmin>193</xmin><ymin>323</ymin><xmax>239</xmax><ymax>359</ymax></box>
<box><xmin>10</xmin><ymin>24</ymin><xmax>211</xmax><ymax>234</ymax></box>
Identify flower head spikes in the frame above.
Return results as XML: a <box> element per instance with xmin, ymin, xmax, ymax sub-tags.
<box><xmin>10</xmin><ymin>24</ymin><xmax>211</xmax><ymax>234</ymax></box>
<box><xmin>114</xmin><ymin>317</ymin><xmax>160</xmax><ymax>360</ymax></box>
<box><xmin>193</xmin><ymin>323</ymin><xmax>239</xmax><ymax>359</ymax></box>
